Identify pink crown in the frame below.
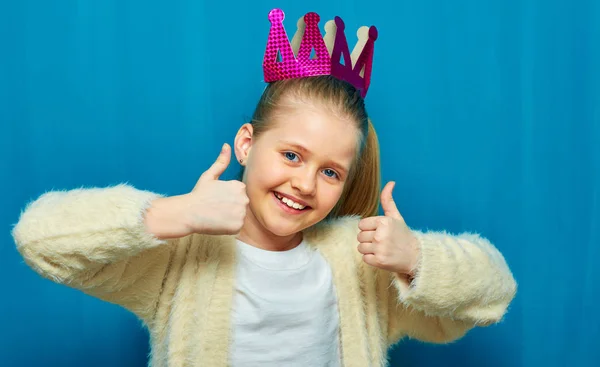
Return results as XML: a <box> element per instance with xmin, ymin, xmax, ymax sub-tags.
<box><xmin>263</xmin><ymin>8</ymin><xmax>378</xmax><ymax>98</ymax></box>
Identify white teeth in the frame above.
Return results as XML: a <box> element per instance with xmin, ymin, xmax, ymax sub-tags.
<box><xmin>275</xmin><ymin>193</ymin><xmax>306</xmax><ymax>210</ymax></box>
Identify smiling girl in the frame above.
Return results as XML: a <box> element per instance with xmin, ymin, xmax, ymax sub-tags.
<box><xmin>12</xmin><ymin>9</ymin><xmax>516</xmax><ymax>367</ymax></box>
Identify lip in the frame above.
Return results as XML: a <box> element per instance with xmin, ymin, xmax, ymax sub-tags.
<box><xmin>272</xmin><ymin>192</ymin><xmax>312</xmax><ymax>214</ymax></box>
<box><xmin>273</xmin><ymin>191</ymin><xmax>311</xmax><ymax>208</ymax></box>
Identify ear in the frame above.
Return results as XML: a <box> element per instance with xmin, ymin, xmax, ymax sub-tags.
<box><xmin>234</xmin><ymin>123</ymin><xmax>254</xmax><ymax>165</ymax></box>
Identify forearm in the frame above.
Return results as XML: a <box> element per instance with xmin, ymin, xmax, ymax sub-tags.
<box><xmin>13</xmin><ymin>184</ymin><xmax>168</xmax><ymax>280</ymax></box>
<box><xmin>393</xmin><ymin>230</ymin><xmax>517</xmax><ymax>324</ymax></box>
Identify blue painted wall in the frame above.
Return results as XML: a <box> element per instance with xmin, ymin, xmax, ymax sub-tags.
<box><xmin>1</xmin><ymin>0</ymin><xmax>598</xmax><ymax>366</ymax></box>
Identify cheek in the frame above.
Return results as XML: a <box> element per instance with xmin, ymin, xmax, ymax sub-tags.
<box><xmin>245</xmin><ymin>153</ymin><xmax>285</xmax><ymax>190</ymax></box>
<box><xmin>318</xmin><ymin>184</ymin><xmax>345</xmax><ymax>210</ymax></box>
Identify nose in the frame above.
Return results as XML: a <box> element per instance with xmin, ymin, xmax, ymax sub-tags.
<box><xmin>290</xmin><ymin>168</ymin><xmax>317</xmax><ymax>197</ymax></box>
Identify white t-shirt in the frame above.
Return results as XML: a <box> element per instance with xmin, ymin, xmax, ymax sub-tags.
<box><xmin>229</xmin><ymin>239</ymin><xmax>342</xmax><ymax>367</ymax></box>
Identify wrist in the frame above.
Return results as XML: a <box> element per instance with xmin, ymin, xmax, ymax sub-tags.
<box><xmin>145</xmin><ymin>195</ymin><xmax>192</xmax><ymax>239</ymax></box>
<box><xmin>398</xmin><ymin>235</ymin><xmax>420</xmax><ymax>278</ymax></box>
<box><xmin>396</xmin><ymin>272</ymin><xmax>415</xmax><ymax>287</ymax></box>
<box><xmin>407</xmin><ymin>235</ymin><xmax>420</xmax><ymax>276</ymax></box>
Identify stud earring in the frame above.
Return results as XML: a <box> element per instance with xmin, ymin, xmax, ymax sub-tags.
<box><xmin>239</xmin><ymin>159</ymin><xmax>243</xmax><ymax>164</ymax></box>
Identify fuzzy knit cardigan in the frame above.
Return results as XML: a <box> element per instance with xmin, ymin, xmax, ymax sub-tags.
<box><xmin>12</xmin><ymin>184</ymin><xmax>517</xmax><ymax>367</ymax></box>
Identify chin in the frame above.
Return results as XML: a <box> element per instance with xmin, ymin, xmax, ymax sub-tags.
<box><xmin>261</xmin><ymin>214</ymin><xmax>321</xmax><ymax>237</ymax></box>
<box><xmin>263</xmin><ymin>219</ymin><xmax>306</xmax><ymax>237</ymax></box>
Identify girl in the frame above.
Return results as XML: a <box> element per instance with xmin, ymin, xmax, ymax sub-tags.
<box><xmin>12</xmin><ymin>9</ymin><xmax>516</xmax><ymax>367</ymax></box>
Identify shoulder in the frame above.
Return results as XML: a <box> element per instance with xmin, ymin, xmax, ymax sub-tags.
<box><xmin>305</xmin><ymin>216</ymin><xmax>375</xmax><ymax>275</ymax></box>
<box><xmin>181</xmin><ymin>232</ymin><xmax>236</xmax><ymax>262</ymax></box>
<box><xmin>304</xmin><ymin>215</ymin><xmax>361</xmax><ymax>247</ymax></box>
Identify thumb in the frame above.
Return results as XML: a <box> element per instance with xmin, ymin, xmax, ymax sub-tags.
<box><xmin>198</xmin><ymin>143</ymin><xmax>231</xmax><ymax>184</ymax></box>
<box><xmin>381</xmin><ymin>181</ymin><xmax>402</xmax><ymax>220</ymax></box>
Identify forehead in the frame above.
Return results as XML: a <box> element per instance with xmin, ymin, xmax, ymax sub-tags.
<box><xmin>264</xmin><ymin>100</ymin><xmax>359</xmax><ymax>160</ymax></box>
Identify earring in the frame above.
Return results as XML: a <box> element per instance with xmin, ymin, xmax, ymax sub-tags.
<box><xmin>239</xmin><ymin>159</ymin><xmax>243</xmax><ymax>164</ymax></box>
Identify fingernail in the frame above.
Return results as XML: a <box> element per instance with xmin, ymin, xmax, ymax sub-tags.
<box><xmin>221</xmin><ymin>143</ymin><xmax>227</xmax><ymax>152</ymax></box>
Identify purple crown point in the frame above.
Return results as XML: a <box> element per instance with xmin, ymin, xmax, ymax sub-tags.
<box><xmin>369</xmin><ymin>26</ymin><xmax>378</xmax><ymax>41</ymax></box>
<box><xmin>269</xmin><ymin>8</ymin><xmax>284</xmax><ymax>23</ymax></box>
<box><xmin>334</xmin><ymin>16</ymin><xmax>345</xmax><ymax>31</ymax></box>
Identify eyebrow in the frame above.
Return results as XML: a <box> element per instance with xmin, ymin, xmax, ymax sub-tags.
<box><xmin>280</xmin><ymin>141</ymin><xmax>350</xmax><ymax>175</ymax></box>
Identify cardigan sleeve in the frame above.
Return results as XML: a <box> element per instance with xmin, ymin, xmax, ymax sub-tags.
<box><xmin>12</xmin><ymin>184</ymin><xmax>175</xmax><ymax>322</ymax></box>
<box><xmin>386</xmin><ymin>230</ymin><xmax>517</xmax><ymax>344</ymax></box>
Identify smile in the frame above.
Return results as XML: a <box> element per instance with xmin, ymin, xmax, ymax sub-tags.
<box><xmin>273</xmin><ymin>192</ymin><xmax>308</xmax><ymax>211</ymax></box>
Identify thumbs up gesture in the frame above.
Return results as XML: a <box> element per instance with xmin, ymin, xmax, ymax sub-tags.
<box><xmin>145</xmin><ymin>143</ymin><xmax>249</xmax><ymax>239</ymax></box>
<box><xmin>357</xmin><ymin>181</ymin><xmax>420</xmax><ymax>276</ymax></box>
<box><xmin>187</xmin><ymin>143</ymin><xmax>249</xmax><ymax>235</ymax></box>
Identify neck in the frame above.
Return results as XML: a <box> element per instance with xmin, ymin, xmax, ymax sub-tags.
<box><xmin>236</xmin><ymin>210</ymin><xmax>303</xmax><ymax>252</ymax></box>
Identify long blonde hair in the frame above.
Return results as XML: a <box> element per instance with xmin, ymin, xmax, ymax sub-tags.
<box><xmin>243</xmin><ymin>75</ymin><xmax>381</xmax><ymax>218</ymax></box>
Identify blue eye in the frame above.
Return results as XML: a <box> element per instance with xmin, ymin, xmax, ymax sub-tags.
<box><xmin>323</xmin><ymin>169</ymin><xmax>338</xmax><ymax>179</ymax></box>
<box><xmin>284</xmin><ymin>152</ymin><xmax>299</xmax><ymax>162</ymax></box>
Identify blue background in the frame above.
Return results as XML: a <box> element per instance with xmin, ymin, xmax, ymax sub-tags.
<box><xmin>1</xmin><ymin>0</ymin><xmax>598</xmax><ymax>366</ymax></box>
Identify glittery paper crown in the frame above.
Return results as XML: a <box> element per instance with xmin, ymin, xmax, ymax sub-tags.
<box><xmin>263</xmin><ymin>8</ymin><xmax>378</xmax><ymax>98</ymax></box>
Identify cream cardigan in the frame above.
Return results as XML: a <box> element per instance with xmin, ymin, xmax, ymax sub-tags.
<box><xmin>12</xmin><ymin>184</ymin><xmax>517</xmax><ymax>367</ymax></box>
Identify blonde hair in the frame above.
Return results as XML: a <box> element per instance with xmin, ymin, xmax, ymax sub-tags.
<box><xmin>244</xmin><ymin>75</ymin><xmax>381</xmax><ymax>218</ymax></box>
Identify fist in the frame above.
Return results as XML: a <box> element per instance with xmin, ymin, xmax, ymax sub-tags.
<box><xmin>186</xmin><ymin>143</ymin><xmax>249</xmax><ymax>235</ymax></box>
<box><xmin>357</xmin><ymin>181</ymin><xmax>420</xmax><ymax>276</ymax></box>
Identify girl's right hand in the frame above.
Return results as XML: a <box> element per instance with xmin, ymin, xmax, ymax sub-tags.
<box><xmin>187</xmin><ymin>143</ymin><xmax>249</xmax><ymax>235</ymax></box>
<box><xmin>145</xmin><ymin>143</ymin><xmax>249</xmax><ymax>239</ymax></box>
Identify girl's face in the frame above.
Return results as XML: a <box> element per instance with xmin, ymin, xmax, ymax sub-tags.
<box><xmin>235</xmin><ymin>98</ymin><xmax>359</xmax><ymax>240</ymax></box>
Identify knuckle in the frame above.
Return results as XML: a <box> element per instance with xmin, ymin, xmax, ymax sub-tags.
<box><xmin>375</xmin><ymin>253</ymin><xmax>387</xmax><ymax>266</ymax></box>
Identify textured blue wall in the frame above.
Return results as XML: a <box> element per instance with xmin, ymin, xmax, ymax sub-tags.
<box><xmin>1</xmin><ymin>0</ymin><xmax>598</xmax><ymax>366</ymax></box>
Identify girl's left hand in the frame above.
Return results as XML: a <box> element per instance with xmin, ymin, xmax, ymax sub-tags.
<box><xmin>357</xmin><ymin>181</ymin><xmax>420</xmax><ymax>276</ymax></box>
